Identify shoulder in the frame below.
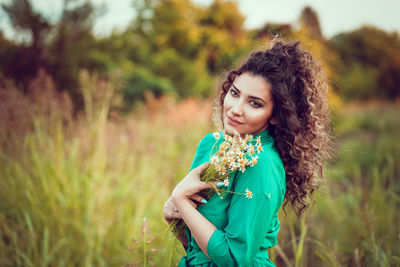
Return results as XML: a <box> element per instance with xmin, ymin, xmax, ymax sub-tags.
<box><xmin>190</xmin><ymin>131</ymin><xmax>222</xmax><ymax>171</ymax></box>
<box><xmin>195</xmin><ymin>131</ymin><xmax>222</xmax><ymax>153</ymax></box>
<box><xmin>235</xmin><ymin>140</ymin><xmax>286</xmax><ymax>197</ymax></box>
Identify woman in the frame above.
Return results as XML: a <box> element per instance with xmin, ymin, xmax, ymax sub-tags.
<box><xmin>163</xmin><ymin>40</ymin><xmax>331</xmax><ymax>266</ymax></box>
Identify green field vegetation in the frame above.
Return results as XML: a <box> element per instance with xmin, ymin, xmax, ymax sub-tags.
<box><xmin>1</xmin><ymin>1</ymin><xmax>400</xmax><ymax>266</ymax></box>
<box><xmin>0</xmin><ymin>75</ymin><xmax>399</xmax><ymax>266</ymax></box>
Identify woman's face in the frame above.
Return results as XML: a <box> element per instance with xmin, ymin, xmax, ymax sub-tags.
<box><xmin>223</xmin><ymin>72</ymin><xmax>275</xmax><ymax>136</ymax></box>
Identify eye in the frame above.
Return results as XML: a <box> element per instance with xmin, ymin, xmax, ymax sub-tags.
<box><xmin>229</xmin><ymin>88</ymin><xmax>239</xmax><ymax>97</ymax></box>
<box><xmin>249</xmin><ymin>100</ymin><xmax>262</xmax><ymax>108</ymax></box>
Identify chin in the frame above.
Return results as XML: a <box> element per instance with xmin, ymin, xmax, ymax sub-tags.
<box><xmin>223</xmin><ymin>117</ymin><xmax>245</xmax><ymax>135</ymax></box>
<box><xmin>224</xmin><ymin>125</ymin><xmax>242</xmax><ymax>136</ymax></box>
<box><xmin>223</xmin><ymin>124</ymin><xmax>234</xmax><ymax>135</ymax></box>
<box><xmin>224</xmin><ymin>128</ymin><xmax>235</xmax><ymax>135</ymax></box>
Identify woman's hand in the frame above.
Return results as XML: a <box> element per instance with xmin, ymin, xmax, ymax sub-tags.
<box><xmin>163</xmin><ymin>196</ymin><xmax>200</xmax><ymax>223</ymax></box>
<box><xmin>163</xmin><ymin>197</ymin><xmax>181</xmax><ymax>224</ymax></box>
<box><xmin>169</xmin><ymin>163</ymin><xmax>219</xmax><ymax>257</ymax></box>
<box><xmin>163</xmin><ymin>194</ymin><xmax>210</xmax><ymax>224</ymax></box>
<box><xmin>171</xmin><ymin>162</ymin><xmax>212</xmax><ymax>205</ymax></box>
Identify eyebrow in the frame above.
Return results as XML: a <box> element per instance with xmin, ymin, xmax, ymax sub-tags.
<box><xmin>232</xmin><ymin>84</ymin><xmax>267</xmax><ymax>104</ymax></box>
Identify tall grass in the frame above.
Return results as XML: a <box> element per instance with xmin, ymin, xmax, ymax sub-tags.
<box><xmin>0</xmin><ymin>71</ymin><xmax>214</xmax><ymax>266</ymax></box>
<box><xmin>273</xmin><ymin>103</ymin><xmax>400</xmax><ymax>267</ymax></box>
<box><xmin>0</xmin><ymin>73</ymin><xmax>399</xmax><ymax>266</ymax></box>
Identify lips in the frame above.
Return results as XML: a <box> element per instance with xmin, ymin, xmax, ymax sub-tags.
<box><xmin>226</xmin><ymin>115</ymin><xmax>243</xmax><ymax>126</ymax></box>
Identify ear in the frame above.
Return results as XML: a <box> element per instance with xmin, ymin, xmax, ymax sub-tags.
<box><xmin>270</xmin><ymin>118</ymin><xmax>277</xmax><ymax>125</ymax></box>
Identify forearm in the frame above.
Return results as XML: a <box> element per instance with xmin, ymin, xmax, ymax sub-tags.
<box><xmin>172</xmin><ymin>197</ymin><xmax>217</xmax><ymax>258</ymax></box>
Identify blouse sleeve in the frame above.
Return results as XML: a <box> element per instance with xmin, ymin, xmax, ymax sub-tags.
<box><xmin>189</xmin><ymin>133</ymin><xmax>217</xmax><ymax>171</ymax></box>
<box><xmin>206</xmin><ymin>152</ymin><xmax>285</xmax><ymax>266</ymax></box>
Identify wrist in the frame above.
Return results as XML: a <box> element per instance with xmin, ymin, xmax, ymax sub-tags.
<box><xmin>171</xmin><ymin>193</ymin><xmax>190</xmax><ymax>209</ymax></box>
<box><xmin>171</xmin><ymin>188</ymin><xmax>186</xmax><ymax>203</ymax></box>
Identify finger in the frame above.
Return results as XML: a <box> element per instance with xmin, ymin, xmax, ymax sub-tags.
<box><xmin>197</xmin><ymin>181</ymin><xmax>215</xmax><ymax>192</ymax></box>
<box><xmin>163</xmin><ymin>197</ymin><xmax>173</xmax><ymax>210</ymax></box>
<box><xmin>163</xmin><ymin>207</ymin><xmax>179</xmax><ymax>221</ymax></box>
<box><xmin>190</xmin><ymin>194</ymin><xmax>208</xmax><ymax>204</ymax></box>
<box><xmin>164</xmin><ymin>199</ymin><xmax>174</xmax><ymax>211</ymax></box>
<box><xmin>171</xmin><ymin>209</ymin><xmax>181</xmax><ymax>219</ymax></box>
<box><xmin>164</xmin><ymin>200</ymin><xmax>180</xmax><ymax>216</ymax></box>
<box><xmin>167</xmin><ymin>211</ymin><xmax>181</xmax><ymax>220</ymax></box>
<box><xmin>214</xmin><ymin>180</ymin><xmax>228</xmax><ymax>187</ymax></box>
<box><xmin>188</xmin><ymin>199</ymin><xmax>198</xmax><ymax>209</ymax></box>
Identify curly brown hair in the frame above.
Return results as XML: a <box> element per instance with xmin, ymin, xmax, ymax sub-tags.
<box><xmin>217</xmin><ymin>39</ymin><xmax>332</xmax><ymax>216</ymax></box>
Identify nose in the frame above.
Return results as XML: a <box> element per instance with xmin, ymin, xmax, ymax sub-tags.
<box><xmin>231</xmin><ymin>99</ymin><xmax>244</xmax><ymax>116</ymax></box>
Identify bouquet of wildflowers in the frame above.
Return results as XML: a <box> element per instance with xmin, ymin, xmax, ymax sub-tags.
<box><xmin>199</xmin><ymin>131</ymin><xmax>263</xmax><ymax>199</ymax></box>
<box><xmin>167</xmin><ymin>131</ymin><xmax>264</xmax><ymax>236</ymax></box>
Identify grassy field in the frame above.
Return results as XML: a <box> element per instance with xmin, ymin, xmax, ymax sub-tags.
<box><xmin>0</xmin><ymin>78</ymin><xmax>399</xmax><ymax>266</ymax></box>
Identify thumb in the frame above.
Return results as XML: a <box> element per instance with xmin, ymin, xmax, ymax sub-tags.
<box><xmin>193</xmin><ymin>162</ymin><xmax>210</xmax><ymax>175</ymax></box>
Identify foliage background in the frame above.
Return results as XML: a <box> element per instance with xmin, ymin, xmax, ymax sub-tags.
<box><xmin>0</xmin><ymin>0</ymin><xmax>399</xmax><ymax>266</ymax></box>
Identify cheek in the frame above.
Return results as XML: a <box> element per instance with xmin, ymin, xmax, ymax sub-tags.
<box><xmin>247</xmin><ymin>109</ymin><xmax>271</xmax><ymax>125</ymax></box>
<box><xmin>223</xmin><ymin>94</ymin><xmax>232</xmax><ymax>111</ymax></box>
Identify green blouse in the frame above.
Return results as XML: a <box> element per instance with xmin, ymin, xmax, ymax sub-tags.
<box><xmin>178</xmin><ymin>129</ymin><xmax>286</xmax><ymax>267</ymax></box>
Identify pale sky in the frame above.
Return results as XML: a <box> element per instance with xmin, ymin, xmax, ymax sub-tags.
<box><xmin>1</xmin><ymin>0</ymin><xmax>399</xmax><ymax>41</ymax></box>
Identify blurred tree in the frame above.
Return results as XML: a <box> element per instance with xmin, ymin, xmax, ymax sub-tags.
<box><xmin>331</xmin><ymin>26</ymin><xmax>400</xmax><ymax>99</ymax></box>
<box><xmin>1</xmin><ymin>0</ymin><xmax>51</xmax><ymax>90</ymax></box>
<box><xmin>151</xmin><ymin>0</ymin><xmax>202</xmax><ymax>58</ymax></box>
<box><xmin>47</xmin><ymin>0</ymin><xmax>98</xmax><ymax>108</ymax></box>
<box><xmin>300</xmin><ymin>6</ymin><xmax>322</xmax><ymax>38</ymax></box>
<box><xmin>122</xmin><ymin>65</ymin><xmax>175</xmax><ymax>107</ymax></box>
<box><xmin>379</xmin><ymin>52</ymin><xmax>400</xmax><ymax>99</ymax></box>
<box><xmin>253</xmin><ymin>23</ymin><xmax>293</xmax><ymax>41</ymax></box>
<box><xmin>0</xmin><ymin>0</ymin><xmax>253</xmax><ymax>110</ymax></box>
<box><xmin>113</xmin><ymin>0</ymin><xmax>251</xmax><ymax>105</ymax></box>
<box><xmin>291</xmin><ymin>7</ymin><xmax>342</xmax><ymax>110</ymax></box>
<box><xmin>339</xmin><ymin>63</ymin><xmax>378</xmax><ymax>100</ymax></box>
<box><xmin>118</xmin><ymin>0</ymin><xmax>209</xmax><ymax>102</ymax></box>
<box><xmin>1</xmin><ymin>0</ymin><xmax>101</xmax><ymax>109</ymax></box>
<box><xmin>130</xmin><ymin>0</ymin><xmax>202</xmax><ymax>58</ymax></box>
<box><xmin>1</xmin><ymin>0</ymin><xmax>50</xmax><ymax>49</ymax></box>
<box><xmin>252</xmin><ymin>6</ymin><xmax>341</xmax><ymax>110</ymax></box>
<box><xmin>0</xmin><ymin>31</ymin><xmax>16</xmax><ymax>75</ymax></box>
<box><xmin>198</xmin><ymin>0</ymin><xmax>250</xmax><ymax>73</ymax></box>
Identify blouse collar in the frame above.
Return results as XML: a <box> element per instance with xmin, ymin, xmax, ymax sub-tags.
<box><xmin>254</xmin><ymin>128</ymin><xmax>274</xmax><ymax>144</ymax></box>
